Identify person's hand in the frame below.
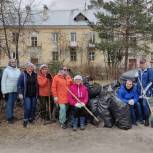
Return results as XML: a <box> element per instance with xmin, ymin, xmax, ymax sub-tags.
<box><xmin>46</xmin><ymin>73</ymin><xmax>52</xmax><ymax>80</ymax></box>
<box><xmin>75</xmin><ymin>103</ymin><xmax>82</xmax><ymax>108</ymax></box>
<box><xmin>128</xmin><ymin>99</ymin><xmax>134</xmax><ymax>105</ymax></box>
<box><xmin>18</xmin><ymin>94</ymin><xmax>23</xmax><ymax>100</ymax></box>
<box><xmin>2</xmin><ymin>94</ymin><xmax>5</xmax><ymax>99</ymax></box>
<box><xmin>80</xmin><ymin>102</ymin><xmax>85</xmax><ymax>107</ymax></box>
<box><xmin>54</xmin><ymin>97</ymin><xmax>58</xmax><ymax>102</ymax></box>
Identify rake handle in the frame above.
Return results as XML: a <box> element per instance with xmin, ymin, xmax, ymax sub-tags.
<box><xmin>67</xmin><ymin>88</ymin><xmax>99</xmax><ymax>122</ymax></box>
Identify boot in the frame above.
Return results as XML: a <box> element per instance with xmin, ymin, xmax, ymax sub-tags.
<box><xmin>144</xmin><ymin>119</ymin><xmax>149</xmax><ymax>126</ymax></box>
<box><xmin>72</xmin><ymin>118</ymin><xmax>78</xmax><ymax>131</ymax></box>
<box><xmin>80</xmin><ymin>117</ymin><xmax>85</xmax><ymax>130</ymax></box>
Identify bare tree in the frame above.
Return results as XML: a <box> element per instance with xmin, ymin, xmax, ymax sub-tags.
<box><xmin>0</xmin><ymin>0</ymin><xmax>37</xmax><ymax>66</ymax></box>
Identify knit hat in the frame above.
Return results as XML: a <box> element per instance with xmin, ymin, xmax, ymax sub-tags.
<box><xmin>74</xmin><ymin>75</ymin><xmax>83</xmax><ymax>81</ymax></box>
<box><xmin>25</xmin><ymin>62</ymin><xmax>35</xmax><ymax>68</ymax></box>
<box><xmin>39</xmin><ymin>64</ymin><xmax>48</xmax><ymax>70</ymax></box>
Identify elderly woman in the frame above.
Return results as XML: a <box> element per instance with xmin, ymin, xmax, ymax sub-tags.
<box><xmin>37</xmin><ymin>64</ymin><xmax>53</xmax><ymax>124</ymax></box>
<box><xmin>68</xmin><ymin>75</ymin><xmax>88</xmax><ymax>131</ymax></box>
<box><xmin>1</xmin><ymin>59</ymin><xmax>20</xmax><ymax>124</ymax></box>
<box><xmin>17</xmin><ymin>62</ymin><xmax>38</xmax><ymax>127</ymax></box>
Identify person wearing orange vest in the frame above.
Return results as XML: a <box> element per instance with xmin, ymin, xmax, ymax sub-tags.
<box><xmin>52</xmin><ymin>66</ymin><xmax>72</xmax><ymax>129</ymax></box>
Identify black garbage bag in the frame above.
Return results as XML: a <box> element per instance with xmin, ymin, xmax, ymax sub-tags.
<box><xmin>86</xmin><ymin>83</ymin><xmax>101</xmax><ymax>98</ymax></box>
<box><xmin>97</xmin><ymin>97</ymin><xmax>114</xmax><ymax>128</ymax></box>
<box><xmin>109</xmin><ymin>96</ymin><xmax>132</xmax><ymax>130</ymax></box>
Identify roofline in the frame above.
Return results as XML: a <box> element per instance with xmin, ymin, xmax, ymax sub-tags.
<box><xmin>0</xmin><ymin>25</ymin><xmax>91</xmax><ymax>29</ymax></box>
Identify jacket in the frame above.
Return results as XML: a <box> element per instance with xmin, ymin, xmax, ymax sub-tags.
<box><xmin>117</xmin><ymin>84</ymin><xmax>139</xmax><ymax>104</ymax></box>
<box><xmin>1</xmin><ymin>66</ymin><xmax>20</xmax><ymax>94</ymax></box>
<box><xmin>52</xmin><ymin>74</ymin><xmax>72</xmax><ymax>104</ymax></box>
<box><xmin>137</xmin><ymin>68</ymin><xmax>153</xmax><ymax>96</ymax></box>
<box><xmin>68</xmin><ymin>83</ymin><xmax>88</xmax><ymax>106</ymax></box>
<box><xmin>37</xmin><ymin>74</ymin><xmax>52</xmax><ymax>96</ymax></box>
<box><xmin>17</xmin><ymin>71</ymin><xmax>38</xmax><ymax>98</ymax></box>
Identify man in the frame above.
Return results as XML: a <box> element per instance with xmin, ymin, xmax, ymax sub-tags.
<box><xmin>118</xmin><ymin>80</ymin><xmax>143</xmax><ymax>126</ymax></box>
<box><xmin>52</xmin><ymin>66</ymin><xmax>72</xmax><ymax>129</ymax></box>
<box><xmin>1</xmin><ymin>59</ymin><xmax>20</xmax><ymax>124</ymax></box>
<box><xmin>137</xmin><ymin>59</ymin><xmax>153</xmax><ymax>126</ymax></box>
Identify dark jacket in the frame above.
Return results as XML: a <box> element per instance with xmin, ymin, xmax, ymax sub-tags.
<box><xmin>17</xmin><ymin>71</ymin><xmax>38</xmax><ymax>98</ymax></box>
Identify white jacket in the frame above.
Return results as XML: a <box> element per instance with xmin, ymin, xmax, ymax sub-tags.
<box><xmin>1</xmin><ymin>66</ymin><xmax>20</xmax><ymax>94</ymax></box>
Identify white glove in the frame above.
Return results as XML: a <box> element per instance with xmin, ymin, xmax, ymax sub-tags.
<box><xmin>128</xmin><ymin>99</ymin><xmax>134</xmax><ymax>105</ymax></box>
<box><xmin>75</xmin><ymin>103</ymin><xmax>82</xmax><ymax>108</ymax></box>
<box><xmin>54</xmin><ymin>97</ymin><xmax>58</xmax><ymax>102</ymax></box>
<box><xmin>80</xmin><ymin>102</ymin><xmax>85</xmax><ymax>107</ymax></box>
<box><xmin>18</xmin><ymin>94</ymin><xmax>23</xmax><ymax>100</ymax></box>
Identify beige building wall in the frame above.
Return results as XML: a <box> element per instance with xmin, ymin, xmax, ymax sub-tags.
<box><xmin>0</xmin><ymin>26</ymin><xmax>105</xmax><ymax>68</ymax></box>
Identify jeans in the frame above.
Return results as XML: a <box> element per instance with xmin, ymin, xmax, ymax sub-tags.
<box><xmin>59</xmin><ymin>104</ymin><xmax>67</xmax><ymax>124</ymax></box>
<box><xmin>72</xmin><ymin>107</ymin><xmax>86</xmax><ymax>128</ymax></box>
<box><xmin>130</xmin><ymin>102</ymin><xmax>143</xmax><ymax>124</ymax></box>
<box><xmin>139</xmin><ymin>98</ymin><xmax>150</xmax><ymax>120</ymax></box>
<box><xmin>5</xmin><ymin>92</ymin><xmax>17</xmax><ymax>121</ymax></box>
<box><xmin>24</xmin><ymin>97</ymin><xmax>37</xmax><ymax>122</ymax></box>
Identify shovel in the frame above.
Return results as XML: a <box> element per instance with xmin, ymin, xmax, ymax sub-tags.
<box><xmin>67</xmin><ymin>88</ymin><xmax>100</xmax><ymax>126</ymax></box>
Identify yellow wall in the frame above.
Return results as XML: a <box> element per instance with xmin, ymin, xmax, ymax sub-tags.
<box><xmin>0</xmin><ymin>26</ymin><xmax>105</xmax><ymax>68</ymax></box>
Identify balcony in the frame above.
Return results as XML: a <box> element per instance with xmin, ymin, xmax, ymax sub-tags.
<box><xmin>88</xmin><ymin>43</ymin><xmax>95</xmax><ymax>48</ymax></box>
<box><xmin>69</xmin><ymin>41</ymin><xmax>78</xmax><ymax>48</ymax></box>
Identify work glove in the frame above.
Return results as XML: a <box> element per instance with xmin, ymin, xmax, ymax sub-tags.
<box><xmin>18</xmin><ymin>94</ymin><xmax>23</xmax><ymax>100</ymax></box>
<box><xmin>46</xmin><ymin>73</ymin><xmax>52</xmax><ymax>80</ymax></box>
<box><xmin>54</xmin><ymin>97</ymin><xmax>58</xmax><ymax>102</ymax></box>
<box><xmin>75</xmin><ymin>103</ymin><xmax>82</xmax><ymax>108</ymax></box>
<box><xmin>128</xmin><ymin>99</ymin><xmax>134</xmax><ymax>105</ymax></box>
<box><xmin>80</xmin><ymin>102</ymin><xmax>85</xmax><ymax>107</ymax></box>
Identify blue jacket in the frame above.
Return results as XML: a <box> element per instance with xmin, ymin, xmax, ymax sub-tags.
<box><xmin>117</xmin><ymin>84</ymin><xmax>139</xmax><ymax>104</ymax></box>
<box><xmin>17</xmin><ymin>71</ymin><xmax>38</xmax><ymax>98</ymax></box>
<box><xmin>137</xmin><ymin>68</ymin><xmax>153</xmax><ymax>96</ymax></box>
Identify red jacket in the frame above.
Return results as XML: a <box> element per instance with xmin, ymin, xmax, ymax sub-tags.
<box><xmin>68</xmin><ymin>83</ymin><xmax>88</xmax><ymax>106</ymax></box>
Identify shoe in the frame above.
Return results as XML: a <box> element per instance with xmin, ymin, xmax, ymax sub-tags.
<box><xmin>7</xmin><ymin>119</ymin><xmax>13</xmax><ymax>124</ymax></box>
<box><xmin>144</xmin><ymin>119</ymin><xmax>149</xmax><ymax>126</ymax></box>
<box><xmin>80</xmin><ymin>125</ymin><xmax>85</xmax><ymax>130</ymax></box>
<box><xmin>73</xmin><ymin>126</ymin><xmax>77</xmax><ymax>131</ymax></box>
<box><xmin>139</xmin><ymin>120</ymin><xmax>144</xmax><ymax>124</ymax></box>
<box><xmin>61</xmin><ymin>123</ymin><xmax>67</xmax><ymax>129</ymax></box>
<box><xmin>23</xmin><ymin>121</ymin><xmax>28</xmax><ymax>128</ymax></box>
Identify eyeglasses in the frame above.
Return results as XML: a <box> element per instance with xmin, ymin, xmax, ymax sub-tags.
<box><xmin>63</xmin><ymin>69</ymin><xmax>68</xmax><ymax>71</ymax></box>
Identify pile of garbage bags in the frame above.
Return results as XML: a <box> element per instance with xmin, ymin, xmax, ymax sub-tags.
<box><xmin>85</xmin><ymin>80</ymin><xmax>132</xmax><ymax>130</ymax></box>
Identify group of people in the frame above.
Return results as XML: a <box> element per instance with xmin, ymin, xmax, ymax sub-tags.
<box><xmin>117</xmin><ymin>59</ymin><xmax>153</xmax><ymax>127</ymax></box>
<box><xmin>0</xmin><ymin>58</ymin><xmax>153</xmax><ymax>131</ymax></box>
<box><xmin>1</xmin><ymin>59</ymin><xmax>88</xmax><ymax>131</ymax></box>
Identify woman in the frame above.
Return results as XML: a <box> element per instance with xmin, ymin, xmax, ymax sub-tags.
<box><xmin>37</xmin><ymin>64</ymin><xmax>53</xmax><ymax>124</ymax></box>
<box><xmin>52</xmin><ymin>66</ymin><xmax>72</xmax><ymax>129</ymax></box>
<box><xmin>18</xmin><ymin>62</ymin><xmax>38</xmax><ymax>127</ymax></box>
<box><xmin>68</xmin><ymin>75</ymin><xmax>88</xmax><ymax>131</ymax></box>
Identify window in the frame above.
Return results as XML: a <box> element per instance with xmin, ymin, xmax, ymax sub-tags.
<box><xmin>74</xmin><ymin>13</ymin><xmax>88</xmax><ymax>21</ymax></box>
<box><xmin>31</xmin><ymin>58</ymin><xmax>38</xmax><ymax>64</ymax></box>
<box><xmin>31</xmin><ymin>37</ymin><xmax>37</xmax><ymax>47</ymax></box>
<box><xmin>71</xmin><ymin>32</ymin><xmax>77</xmax><ymax>42</ymax></box>
<box><xmin>52</xmin><ymin>52</ymin><xmax>59</xmax><ymax>61</ymax></box>
<box><xmin>11</xmin><ymin>52</ymin><xmax>16</xmax><ymax>59</ymax></box>
<box><xmin>89</xmin><ymin>32</ymin><xmax>95</xmax><ymax>44</ymax></box>
<box><xmin>70</xmin><ymin>50</ymin><xmax>77</xmax><ymax>61</ymax></box>
<box><xmin>12</xmin><ymin>32</ymin><xmax>19</xmax><ymax>43</ymax></box>
<box><xmin>88</xmin><ymin>51</ymin><xmax>95</xmax><ymax>61</ymax></box>
<box><xmin>52</xmin><ymin>33</ymin><xmax>58</xmax><ymax>42</ymax></box>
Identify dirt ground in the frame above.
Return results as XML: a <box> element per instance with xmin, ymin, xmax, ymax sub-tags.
<box><xmin>0</xmin><ymin>119</ymin><xmax>153</xmax><ymax>153</ymax></box>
